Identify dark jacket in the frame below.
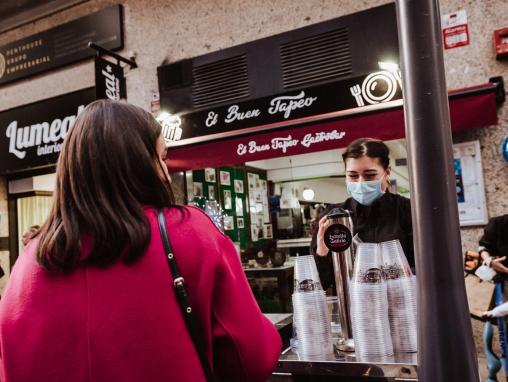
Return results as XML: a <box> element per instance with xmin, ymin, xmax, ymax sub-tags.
<box><xmin>310</xmin><ymin>192</ymin><xmax>414</xmax><ymax>291</ymax></box>
<box><xmin>479</xmin><ymin>214</ymin><xmax>508</xmax><ymax>260</ymax></box>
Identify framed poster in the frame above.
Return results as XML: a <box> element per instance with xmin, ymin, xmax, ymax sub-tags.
<box><xmin>220</xmin><ymin>170</ymin><xmax>231</xmax><ymax>186</ymax></box>
<box><xmin>453</xmin><ymin>140</ymin><xmax>488</xmax><ymax>226</ymax></box>
<box><xmin>223</xmin><ymin>190</ymin><xmax>232</xmax><ymax>209</ymax></box>
<box><xmin>208</xmin><ymin>185</ymin><xmax>215</xmax><ymax>200</ymax></box>
<box><xmin>237</xmin><ymin>217</ymin><xmax>245</xmax><ymax>228</ymax></box>
<box><xmin>235</xmin><ymin>197</ymin><xmax>243</xmax><ymax>216</ymax></box>
<box><xmin>224</xmin><ymin>215</ymin><xmax>234</xmax><ymax>230</ymax></box>
<box><xmin>193</xmin><ymin>182</ymin><xmax>203</xmax><ymax>197</ymax></box>
<box><xmin>234</xmin><ymin>179</ymin><xmax>244</xmax><ymax>193</ymax></box>
<box><xmin>205</xmin><ymin>168</ymin><xmax>216</xmax><ymax>183</ymax></box>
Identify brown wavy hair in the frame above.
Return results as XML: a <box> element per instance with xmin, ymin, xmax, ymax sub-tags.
<box><xmin>36</xmin><ymin>100</ymin><xmax>176</xmax><ymax>272</ymax></box>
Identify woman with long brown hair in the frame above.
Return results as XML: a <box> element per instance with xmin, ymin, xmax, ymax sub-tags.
<box><xmin>0</xmin><ymin>100</ymin><xmax>281</xmax><ymax>381</ymax></box>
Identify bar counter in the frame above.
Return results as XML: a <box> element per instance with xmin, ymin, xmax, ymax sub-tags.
<box><xmin>275</xmin><ymin>348</ymin><xmax>417</xmax><ymax>381</ymax></box>
<box><xmin>267</xmin><ymin>314</ymin><xmax>418</xmax><ymax>381</ymax></box>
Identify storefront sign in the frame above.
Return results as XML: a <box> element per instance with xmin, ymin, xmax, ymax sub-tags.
<box><xmin>170</xmin><ymin>70</ymin><xmax>403</xmax><ymax>145</ymax></box>
<box><xmin>0</xmin><ymin>88</ymin><xmax>96</xmax><ymax>175</ymax></box>
<box><xmin>442</xmin><ymin>10</ymin><xmax>469</xmax><ymax>49</ymax></box>
<box><xmin>0</xmin><ymin>5</ymin><xmax>123</xmax><ymax>86</ymax></box>
<box><xmin>236</xmin><ymin>130</ymin><xmax>346</xmax><ymax>156</ymax></box>
<box><xmin>165</xmin><ymin>86</ymin><xmax>498</xmax><ymax>172</ymax></box>
<box><xmin>95</xmin><ymin>56</ymin><xmax>126</xmax><ymax>100</ymax></box>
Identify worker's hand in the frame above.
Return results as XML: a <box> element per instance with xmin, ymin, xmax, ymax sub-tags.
<box><xmin>491</xmin><ymin>256</ymin><xmax>508</xmax><ymax>274</ymax></box>
<box><xmin>315</xmin><ymin>216</ymin><xmax>330</xmax><ymax>257</ymax></box>
<box><xmin>482</xmin><ymin>310</ymin><xmax>495</xmax><ymax>318</ymax></box>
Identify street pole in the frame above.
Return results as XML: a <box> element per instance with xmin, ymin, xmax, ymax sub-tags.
<box><xmin>395</xmin><ymin>1</ymin><xmax>479</xmax><ymax>381</ymax></box>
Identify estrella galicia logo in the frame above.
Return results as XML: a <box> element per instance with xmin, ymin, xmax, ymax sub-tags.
<box><xmin>324</xmin><ymin>223</ymin><xmax>352</xmax><ymax>252</ymax></box>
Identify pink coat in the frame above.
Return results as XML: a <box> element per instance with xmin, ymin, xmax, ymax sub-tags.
<box><xmin>0</xmin><ymin>206</ymin><xmax>281</xmax><ymax>381</ymax></box>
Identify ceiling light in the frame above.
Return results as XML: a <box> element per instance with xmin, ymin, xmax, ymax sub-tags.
<box><xmin>378</xmin><ymin>61</ymin><xmax>399</xmax><ymax>71</ymax></box>
<box><xmin>302</xmin><ymin>188</ymin><xmax>315</xmax><ymax>201</ymax></box>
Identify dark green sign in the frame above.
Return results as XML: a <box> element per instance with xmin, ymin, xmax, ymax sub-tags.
<box><xmin>0</xmin><ymin>5</ymin><xmax>123</xmax><ymax>86</ymax></box>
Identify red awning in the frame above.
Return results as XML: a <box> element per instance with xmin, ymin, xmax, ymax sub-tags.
<box><xmin>166</xmin><ymin>83</ymin><xmax>498</xmax><ymax>171</ymax></box>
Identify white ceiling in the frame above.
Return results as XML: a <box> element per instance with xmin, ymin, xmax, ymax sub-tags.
<box><xmin>246</xmin><ymin>138</ymin><xmax>410</xmax><ymax>193</ymax></box>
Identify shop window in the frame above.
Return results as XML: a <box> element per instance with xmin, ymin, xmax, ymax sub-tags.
<box><xmin>17</xmin><ymin>195</ymin><xmax>52</xmax><ymax>253</ymax></box>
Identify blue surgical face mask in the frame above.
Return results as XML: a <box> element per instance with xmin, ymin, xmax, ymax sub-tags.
<box><xmin>346</xmin><ymin>176</ymin><xmax>386</xmax><ymax>206</ymax></box>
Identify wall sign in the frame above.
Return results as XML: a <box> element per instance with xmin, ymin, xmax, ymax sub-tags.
<box><xmin>95</xmin><ymin>56</ymin><xmax>126</xmax><ymax>100</ymax></box>
<box><xmin>0</xmin><ymin>5</ymin><xmax>123</xmax><ymax>86</ymax></box>
<box><xmin>166</xmin><ymin>70</ymin><xmax>403</xmax><ymax>146</ymax></box>
<box><xmin>236</xmin><ymin>130</ymin><xmax>346</xmax><ymax>156</ymax></box>
<box><xmin>0</xmin><ymin>88</ymin><xmax>96</xmax><ymax>175</ymax></box>
<box><xmin>442</xmin><ymin>10</ymin><xmax>469</xmax><ymax>49</ymax></box>
<box><xmin>453</xmin><ymin>140</ymin><xmax>488</xmax><ymax>226</ymax></box>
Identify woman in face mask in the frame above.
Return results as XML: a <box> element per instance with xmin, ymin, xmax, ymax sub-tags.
<box><xmin>310</xmin><ymin>137</ymin><xmax>414</xmax><ymax>291</ymax></box>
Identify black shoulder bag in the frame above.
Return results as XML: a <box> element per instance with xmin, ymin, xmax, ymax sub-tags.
<box><xmin>157</xmin><ymin>209</ymin><xmax>214</xmax><ymax>381</ymax></box>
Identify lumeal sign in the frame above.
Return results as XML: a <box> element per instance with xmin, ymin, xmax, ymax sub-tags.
<box><xmin>94</xmin><ymin>56</ymin><xmax>126</xmax><ymax>100</ymax></box>
<box><xmin>164</xmin><ymin>70</ymin><xmax>403</xmax><ymax>146</ymax></box>
<box><xmin>0</xmin><ymin>88</ymin><xmax>96</xmax><ymax>175</ymax></box>
<box><xmin>0</xmin><ymin>5</ymin><xmax>123</xmax><ymax>86</ymax></box>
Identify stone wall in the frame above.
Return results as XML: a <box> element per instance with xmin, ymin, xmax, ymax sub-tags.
<box><xmin>0</xmin><ymin>0</ymin><xmax>507</xmax><ymax>284</ymax></box>
<box><xmin>442</xmin><ymin>0</ymin><xmax>508</xmax><ymax>252</ymax></box>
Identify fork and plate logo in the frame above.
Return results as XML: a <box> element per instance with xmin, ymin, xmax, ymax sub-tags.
<box><xmin>350</xmin><ymin>70</ymin><xmax>402</xmax><ymax>107</ymax></box>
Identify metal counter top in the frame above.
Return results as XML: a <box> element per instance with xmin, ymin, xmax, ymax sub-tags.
<box><xmin>264</xmin><ymin>313</ymin><xmax>293</xmax><ymax>330</ymax></box>
<box><xmin>275</xmin><ymin>347</ymin><xmax>417</xmax><ymax>380</ymax></box>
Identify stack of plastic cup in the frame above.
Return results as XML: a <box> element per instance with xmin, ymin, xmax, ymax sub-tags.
<box><xmin>291</xmin><ymin>255</ymin><xmax>333</xmax><ymax>359</ymax></box>
<box><xmin>350</xmin><ymin>243</ymin><xmax>394</xmax><ymax>357</ymax></box>
<box><xmin>380</xmin><ymin>240</ymin><xmax>417</xmax><ymax>353</ymax></box>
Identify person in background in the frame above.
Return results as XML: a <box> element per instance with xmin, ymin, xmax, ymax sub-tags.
<box><xmin>479</xmin><ymin>214</ymin><xmax>508</xmax><ymax>276</ymax></box>
<box><xmin>310</xmin><ymin>138</ymin><xmax>414</xmax><ymax>291</ymax></box>
<box><xmin>21</xmin><ymin>225</ymin><xmax>40</xmax><ymax>247</ymax></box>
<box><xmin>479</xmin><ymin>214</ymin><xmax>508</xmax><ymax>317</ymax></box>
<box><xmin>0</xmin><ymin>100</ymin><xmax>281</xmax><ymax>382</ymax></box>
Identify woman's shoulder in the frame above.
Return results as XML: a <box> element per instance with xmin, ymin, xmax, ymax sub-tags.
<box><xmin>144</xmin><ymin>205</ymin><xmax>226</xmax><ymax>239</ymax></box>
<box><xmin>392</xmin><ymin>192</ymin><xmax>411</xmax><ymax>203</ymax></box>
<box><xmin>387</xmin><ymin>192</ymin><xmax>411</xmax><ymax>212</ymax></box>
<box><xmin>489</xmin><ymin>215</ymin><xmax>508</xmax><ymax>229</ymax></box>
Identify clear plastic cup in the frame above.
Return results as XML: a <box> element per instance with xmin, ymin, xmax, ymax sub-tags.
<box><xmin>380</xmin><ymin>240</ymin><xmax>412</xmax><ymax>279</ymax></box>
<box><xmin>353</xmin><ymin>243</ymin><xmax>383</xmax><ymax>284</ymax></box>
<box><xmin>294</xmin><ymin>255</ymin><xmax>323</xmax><ymax>292</ymax></box>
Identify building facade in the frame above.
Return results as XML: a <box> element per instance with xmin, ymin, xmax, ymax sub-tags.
<box><xmin>0</xmin><ymin>0</ymin><xmax>507</xmax><ymax>298</ymax></box>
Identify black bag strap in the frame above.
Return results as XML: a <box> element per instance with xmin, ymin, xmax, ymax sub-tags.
<box><xmin>157</xmin><ymin>208</ymin><xmax>214</xmax><ymax>381</ymax></box>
